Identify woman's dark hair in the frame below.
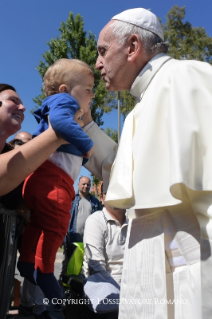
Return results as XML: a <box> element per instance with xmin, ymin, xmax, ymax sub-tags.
<box><xmin>0</xmin><ymin>84</ymin><xmax>16</xmax><ymax>93</ymax></box>
<box><xmin>1</xmin><ymin>143</ymin><xmax>14</xmax><ymax>154</ymax></box>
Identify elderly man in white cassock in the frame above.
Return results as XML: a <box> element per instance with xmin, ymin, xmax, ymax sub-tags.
<box><xmin>83</xmin><ymin>8</ymin><xmax>212</xmax><ymax>319</ymax></box>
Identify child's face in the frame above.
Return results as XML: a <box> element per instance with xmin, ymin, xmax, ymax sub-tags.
<box><xmin>69</xmin><ymin>74</ymin><xmax>95</xmax><ymax>112</ymax></box>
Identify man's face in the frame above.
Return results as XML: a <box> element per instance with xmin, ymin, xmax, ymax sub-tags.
<box><xmin>96</xmin><ymin>22</ymin><xmax>129</xmax><ymax>91</ymax></box>
<box><xmin>78</xmin><ymin>177</ymin><xmax>91</xmax><ymax>196</ymax></box>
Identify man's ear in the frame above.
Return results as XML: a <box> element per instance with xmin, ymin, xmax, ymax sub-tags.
<box><xmin>127</xmin><ymin>34</ymin><xmax>140</xmax><ymax>62</ymax></box>
<box><xmin>59</xmin><ymin>84</ymin><xmax>68</xmax><ymax>93</ymax></box>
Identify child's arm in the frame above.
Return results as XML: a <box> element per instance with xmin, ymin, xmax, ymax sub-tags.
<box><xmin>49</xmin><ymin>94</ymin><xmax>94</xmax><ymax>155</ymax></box>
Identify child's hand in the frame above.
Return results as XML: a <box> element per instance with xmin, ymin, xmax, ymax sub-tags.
<box><xmin>82</xmin><ymin>145</ymin><xmax>94</xmax><ymax>159</ymax></box>
<box><xmin>74</xmin><ymin>109</ymin><xmax>84</xmax><ymax>127</ymax></box>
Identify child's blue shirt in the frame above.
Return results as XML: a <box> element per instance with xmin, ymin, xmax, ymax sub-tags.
<box><xmin>33</xmin><ymin>93</ymin><xmax>94</xmax><ymax>157</ymax></box>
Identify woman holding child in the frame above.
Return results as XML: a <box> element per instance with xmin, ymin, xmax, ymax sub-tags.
<box><xmin>0</xmin><ymin>84</ymin><xmax>71</xmax><ymax>195</ymax></box>
<box><xmin>0</xmin><ymin>74</ymin><xmax>93</xmax><ymax>319</ymax></box>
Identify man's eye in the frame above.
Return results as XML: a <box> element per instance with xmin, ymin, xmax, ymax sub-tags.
<box><xmin>99</xmin><ymin>48</ymin><xmax>106</xmax><ymax>57</ymax></box>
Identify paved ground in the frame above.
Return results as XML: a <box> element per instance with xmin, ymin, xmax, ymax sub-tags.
<box><xmin>7</xmin><ymin>252</ymin><xmax>65</xmax><ymax>319</ymax></box>
<box><xmin>14</xmin><ymin>252</ymin><xmax>63</xmax><ymax>286</ymax></box>
<box><xmin>7</xmin><ymin>309</ymin><xmax>65</xmax><ymax>319</ymax></box>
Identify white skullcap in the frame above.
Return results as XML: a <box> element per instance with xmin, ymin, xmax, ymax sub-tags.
<box><xmin>112</xmin><ymin>8</ymin><xmax>164</xmax><ymax>41</ymax></box>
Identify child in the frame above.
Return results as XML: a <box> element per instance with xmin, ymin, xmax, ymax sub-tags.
<box><xmin>18</xmin><ymin>59</ymin><xmax>95</xmax><ymax>310</ymax></box>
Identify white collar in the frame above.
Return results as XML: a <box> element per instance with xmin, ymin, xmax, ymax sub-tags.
<box><xmin>130</xmin><ymin>53</ymin><xmax>171</xmax><ymax>99</ymax></box>
<box><xmin>103</xmin><ymin>207</ymin><xmax>128</xmax><ymax>225</ymax></box>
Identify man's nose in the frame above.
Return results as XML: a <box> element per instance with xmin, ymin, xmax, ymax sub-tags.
<box><xmin>95</xmin><ymin>55</ymin><xmax>103</xmax><ymax>70</ymax></box>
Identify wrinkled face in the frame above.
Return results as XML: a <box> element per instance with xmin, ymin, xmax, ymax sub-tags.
<box><xmin>0</xmin><ymin>90</ymin><xmax>25</xmax><ymax>137</ymax></box>
<box><xmin>96</xmin><ymin>22</ymin><xmax>128</xmax><ymax>91</ymax></box>
<box><xmin>78</xmin><ymin>177</ymin><xmax>91</xmax><ymax>196</ymax></box>
<box><xmin>69</xmin><ymin>75</ymin><xmax>95</xmax><ymax>112</ymax></box>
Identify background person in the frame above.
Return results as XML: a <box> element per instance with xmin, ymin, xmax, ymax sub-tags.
<box><xmin>14</xmin><ymin>131</ymin><xmax>32</xmax><ymax>143</ymax></box>
<box><xmin>60</xmin><ymin>176</ymin><xmax>101</xmax><ymax>281</ymax></box>
<box><xmin>83</xmin><ymin>184</ymin><xmax>128</xmax><ymax>285</ymax></box>
<box><xmin>83</xmin><ymin>8</ymin><xmax>212</xmax><ymax>319</ymax></box>
<box><xmin>82</xmin><ymin>184</ymin><xmax>128</xmax><ymax>318</ymax></box>
<box><xmin>68</xmin><ymin>176</ymin><xmax>101</xmax><ymax>243</ymax></box>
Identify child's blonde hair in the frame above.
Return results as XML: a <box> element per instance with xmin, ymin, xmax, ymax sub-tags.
<box><xmin>43</xmin><ymin>59</ymin><xmax>94</xmax><ymax>96</ymax></box>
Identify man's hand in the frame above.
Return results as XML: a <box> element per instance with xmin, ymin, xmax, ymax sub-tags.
<box><xmin>82</xmin><ymin>109</ymin><xmax>93</xmax><ymax>127</ymax></box>
<box><xmin>74</xmin><ymin>109</ymin><xmax>84</xmax><ymax>127</ymax></box>
<box><xmin>82</xmin><ymin>145</ymin><xmax>94</xmax><ymax>159</ymax></box>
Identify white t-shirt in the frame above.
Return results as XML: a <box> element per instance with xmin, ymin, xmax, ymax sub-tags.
<box><xmin>83</xmin><ymin>207</ymin><xmax>128</xmax><ymax>285</ymax></box>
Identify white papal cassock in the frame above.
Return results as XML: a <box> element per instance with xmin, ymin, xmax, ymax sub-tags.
<box><xmin>85</xmin><ymin>53</ymin><xmax>212</xmax><ymax>319</ymax></box>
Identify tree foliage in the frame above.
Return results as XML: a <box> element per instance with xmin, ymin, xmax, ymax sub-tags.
<box><xmin>102</xmin><ymin>127</ymin><xmax>118</xmax><ymax>144</ymax></box>
<box><xmin>90</xmin><ymin>173</ymin><xmax>101</xmax><ymax>197</ymax></box>
<box><xmin>33</xmin><ymin>12</ymin><xmax>109</xmax><ymax>126</ymax></box>
<box><xmin>33</xmin><ymin>7</ymin><xmax>212</xmax><ymax>127</ymax></box>
<box><xmin>102</xmin><ymin>91</ymin><xmax>136</xmax><ymax>119</ymax></box>
<box><xmin>163</xmin><ymin>5</ymin><xmax>212</xmax><ymax>64</ymax></box>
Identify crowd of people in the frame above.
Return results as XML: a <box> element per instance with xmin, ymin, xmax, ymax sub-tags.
<box><xmin>1</xmin><ymin>6</ymin><xmax>212</xmax><ymax>319</ymax></box>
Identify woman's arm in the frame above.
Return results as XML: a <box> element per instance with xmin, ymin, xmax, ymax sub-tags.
<box><xmin>0</xmin><ymin>126</ymin><xmax>64</xmax><ymax>196</ymax></box>
<box><xmin>0</xmin><ymin>109</ymin><xmax>85</xmax><ymax>196</ymax></box>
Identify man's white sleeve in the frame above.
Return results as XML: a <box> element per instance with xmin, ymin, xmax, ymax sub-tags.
<box><xmin>84</xmin><ymin>123</ymin><xmax>117</xmax><ymax>192</ymax></box>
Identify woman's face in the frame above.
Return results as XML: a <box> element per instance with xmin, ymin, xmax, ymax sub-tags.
<box><xmin>0</xmin><ymin>89</ymin><xmax>25</xmax><ymax>137</ymax></box>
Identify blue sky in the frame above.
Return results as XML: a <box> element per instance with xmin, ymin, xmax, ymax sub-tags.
<box><xmin>1</xmin><ymin>0</ymin><xmax>212</xmax><ymax>190</ymax></box>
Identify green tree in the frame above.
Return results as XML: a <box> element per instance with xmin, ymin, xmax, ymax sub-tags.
<box><xmin>102</xmin><ymin>91</ymin><xmax>136</xmax><ymax>120</ymax></box>
<box><xmin>90</xmin><ymin>173</ymin><xmax>101</xmax><ymax>197</ymax></box>
<box><xmin>163</xmin><ymin>5</ymin><xmax>212</xmax><ymax>64</ymax></box>
<box><xmin>102</xmin><ymin>127</ymin><xmax>118</xmax><ymax>144</ymax></box>
<box><xmin>33</xmin><ymin>12</ymin><xmax>110</xmax><ymax>126</ymax></box>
